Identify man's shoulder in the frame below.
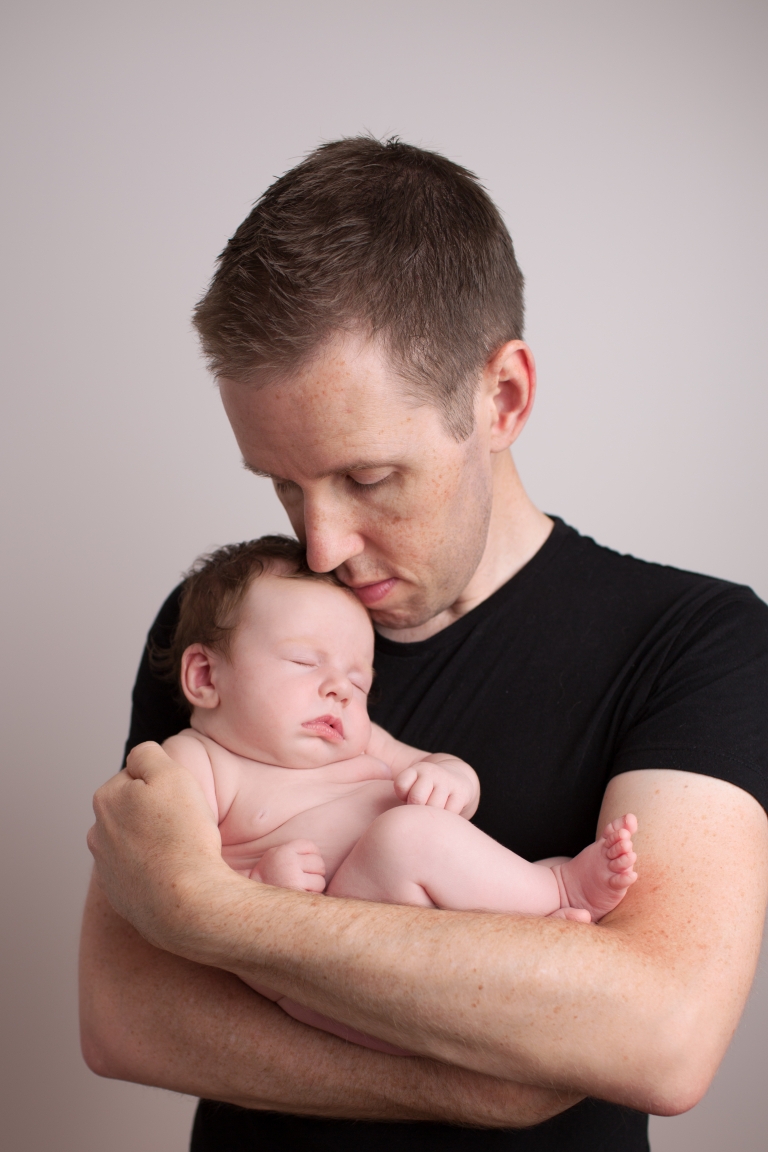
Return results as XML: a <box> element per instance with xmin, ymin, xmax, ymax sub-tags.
<box><xmin>124</xmin><ymin>583</ymin><xmax>188</xmax><ymax>763</ymax></box>
<box><xmin>147</xmin><ymin>582</ymin><xmax>185</xmax><ymax>636</ymax></box>
<box><xmin>544</xmin><ymin>518</ymin><xmax>767</xmax><ymax>627</ymax></box>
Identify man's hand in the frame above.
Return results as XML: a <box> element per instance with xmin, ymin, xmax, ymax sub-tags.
<box><xmin>393</xmin><ymin>754</ymin><xmax>479</xmax><ymax>817</ymax></box>
<box><xmin>87</xmin><ymin>741</ymin><xmax>242</xmax><ymax>959</ymax></box>
<box><xmin>251</xmin><ymin>840</ymin><xmax>327</xmax><ymax>892</ymax></box>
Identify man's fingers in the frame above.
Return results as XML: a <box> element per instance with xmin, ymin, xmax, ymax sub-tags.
<box><xmin>125</xmin><ymin>740</ymin><xmax>180</xmax><ymax>782</ymax></box>
<box><xmin>86</xmin><ymin>738</ymin><xmax>230</xmax><ymax>953</ymax></box>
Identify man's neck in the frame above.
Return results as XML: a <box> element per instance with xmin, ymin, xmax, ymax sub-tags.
<box><xmin>379</xmin><ymin>452</ymin><xmax>553</xmax><ymax>644</ymax></box>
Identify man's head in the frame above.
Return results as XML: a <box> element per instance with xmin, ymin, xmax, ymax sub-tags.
<box><xmin>164</xmin><ymin>537</ymin><xmax>375</xmax><ymax>768</ymax></box>
<box><xmin>194</xmin><ymin>136</ymin><xmax>525</xmax><ymax>442</ymax></box>
<box><xmin>193</xmin><ymin>138</ymin><xmax>538</xmax><ymax>634</ymax></box>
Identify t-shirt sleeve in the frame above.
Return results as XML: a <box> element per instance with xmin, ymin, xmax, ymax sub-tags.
<box><xmin>122</xmin><ymin>584</ymin><xmax>190</xmax><ymax>766</ymax></box>
<box><xmin>609</xmin><ymin>587</ymin><xmax>768</xmax><ymax>811</ymax></box>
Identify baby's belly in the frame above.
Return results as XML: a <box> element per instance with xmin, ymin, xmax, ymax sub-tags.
<box><xmin>222</xmin><ymin>780</ymin><xmax>401</xmax><ymax>880</ymax></box>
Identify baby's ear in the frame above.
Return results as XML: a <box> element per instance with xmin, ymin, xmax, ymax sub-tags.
<box><xmin>180</xmin><ymin>644</ymin><xmax>220</xmax><ymax>710</ymax></box>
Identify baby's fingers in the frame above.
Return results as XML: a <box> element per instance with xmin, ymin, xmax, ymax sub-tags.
<box><xmin>406</xmin><ymin>776</ymin><xmax>437</xmax><ymax>806</ymax></box>
<box><xmin>302</xmin><ymin>872</ymin><xmax>327</xmax><ymax>893</ymax></box>
<box><xmin>299</xmin><ymin>852</ymin><xmax>326</xmax><ymax>877</ymax></box>
<box><xmin>443</xmin><ymin>789</ymin><xmax>470</xmax><ymax>814</ymax></box>
<box><xmin>288</xmin><ymin>838</ymin><xmax>322</xmax><ymax>856</ymax></box>
<box><xmin>423</xmin><ymin>783</ymin><xmax>453</xmax><ymax>809</ymax></box>
<box><xmin>393</xmin><ymin>767</ymin><xmax>418</xmax><ymax>801</ymax></box>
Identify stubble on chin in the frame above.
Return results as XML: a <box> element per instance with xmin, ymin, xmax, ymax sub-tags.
<box><xmin>368</xmin><ymin>525</ymin><xmax>490</xmax><ymax>635</ymax></box>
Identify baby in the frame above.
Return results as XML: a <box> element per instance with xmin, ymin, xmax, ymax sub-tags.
<box><xmin>159</xmin><ymin>536</ymin><xmax>638</xmax><ymax>1052</ymax></box>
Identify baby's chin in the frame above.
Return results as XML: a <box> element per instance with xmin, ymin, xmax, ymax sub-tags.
<box><xmin>278</xmin><ymin>734</ymin><xmax>369</xmax><ymax>769</ymax></box>
<box><xmin>191</xmin><ymin>715</ymin><xmax>367</xmax><ymax>768</ymax></box>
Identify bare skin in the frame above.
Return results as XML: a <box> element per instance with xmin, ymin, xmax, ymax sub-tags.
<box><xmin>163</xmin><ymin>572</ymin><xmax>638</xmax><ymax>1053</ymax></box>
<box><xmin>83</xmin><ymin>335</ymin><xmax>768</xmax><ymax>1122</ymax></box>
<box><xmin>168</xmin><ymin>573</ymin><xmax>636</xmax><ymax>924</ymax></box>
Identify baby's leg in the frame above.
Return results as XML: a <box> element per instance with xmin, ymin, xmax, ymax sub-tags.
<box><xmin>327</xmin><ymin>806</ymin><xmax>637</xmax><ymax>924</ymax></box>
<box><xmin>327</xmin><ymin>805</ymin><xmax>564</xmax><ymax>914</ymax></box>
<box><xmin>270</xmin><ymin>810</ymin><xmax>638</xmax><ymax>1054</ymax></box>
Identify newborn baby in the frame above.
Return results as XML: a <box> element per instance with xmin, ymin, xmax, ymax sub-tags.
<box><xmin>160</xmin><ymin>536</ymin><xmax>638</xmax><ymax>1052</ymax></box>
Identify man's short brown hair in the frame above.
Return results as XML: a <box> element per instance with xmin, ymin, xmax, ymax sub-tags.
<box><xmin>152</xmin><ymin>536</ymin><xmax>345</xmax><ymax>706</ymax></box>
<box><xmin>193</xmin><ymin>136</ymin><xmax>525</xmax><ymax>439</ymax></box>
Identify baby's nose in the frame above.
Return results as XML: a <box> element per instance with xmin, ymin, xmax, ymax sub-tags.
<box><xmin>323</xmin><ymin>673</ymin><xmax>351</xmax><ymax>702</ymax></box>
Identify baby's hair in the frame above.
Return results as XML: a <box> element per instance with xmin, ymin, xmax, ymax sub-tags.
<box><xmin>151</xmin><ymin>535</ymin><xmax>346</xmax><ymax>706</ymax></box>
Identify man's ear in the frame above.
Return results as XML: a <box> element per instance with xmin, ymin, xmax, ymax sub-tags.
<box><xmin>481</xmin><ymin>341</ymin><xmax>537</xmax><ymax>452</ymax></box>
<box><xmin>180</xmin><ymin>644</ymin><xmax>221</xmax><ymax>710</ymax></box>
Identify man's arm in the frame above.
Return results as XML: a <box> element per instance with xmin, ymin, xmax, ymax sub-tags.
<box><xmin>88</xmin><ymin>745</ymin><xmax>768</xmax><ymax>1115</ymax></box>
<box><xmin>79</xmin><ymin>873</ymin><xmax>581</xmax><ymax>1126</ymax></box>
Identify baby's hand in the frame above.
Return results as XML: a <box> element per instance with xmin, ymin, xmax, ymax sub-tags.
<box><xmin>393</xmin><ymin>756</ymin><xmax>479</xmax><ymax>816</ymax></box>
<box><xmin>250</xmin><ymin>839</ymin><xmax>326</xmax><ymax>893</ymax></box>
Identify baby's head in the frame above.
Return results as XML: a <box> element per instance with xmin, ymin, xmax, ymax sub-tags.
<box><xmin>162</xmin><ymin>537</ymin><xmax>375</xmax><ymax>768</ymax></box>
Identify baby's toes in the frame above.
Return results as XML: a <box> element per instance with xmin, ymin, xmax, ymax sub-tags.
<box><xmin>606</xmin><ymin>836</ymin><xmax>633</xmax><ymax>859</ymax></box>
<box><xmin>609</xmin><ymin>869</ymin><xmax>638</xmax><ymax>889</ymax></box>
<box><xmin>608</xmin><ymin>849</ymin><xmax>637</xmax><ymax>872</ymax></box>
<box><xmin>602</xmin><ymin>814</ymin><xmax>638</xmax><ymax>842</ymax></box>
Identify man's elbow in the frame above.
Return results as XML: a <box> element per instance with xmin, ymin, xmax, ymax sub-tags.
<box><xmin>80</xmin><ymin>1020</ymin><xmax>116</xmax><ymax>1079</ymax></box>
<box><xmin>628</xmin><ymin>1010</ymin><xmax>725</xmax><ymax>1117</ymax></box>
<box><xmin>79</xmin><ymin>980</ymin><xmax>139</xmax><ymax>1081</ymax></box>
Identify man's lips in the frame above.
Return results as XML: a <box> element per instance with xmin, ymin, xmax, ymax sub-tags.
<box><xmin>301</xmin><ymin>714</ymin><xmax>344</xmax><ymax>741</ymax></box>
<box><xmin>344</xmin><ymin>577</ymin><xmax>398</xmax><ymax>607</ymax></box>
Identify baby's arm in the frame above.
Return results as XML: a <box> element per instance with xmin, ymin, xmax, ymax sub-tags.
<box><xmin>163</xmin><ymin>732</ymin><xmax>324</xmax><ymax>892</ymax></box>
<box><xmin>162</xmin><ymin>731</ymin><xmax>219</xmax><ymax>822</ymax></box>
<box><xmin>367</xmin><ymin>723</ymin><xmax>480</xmax><ymax>819</ymax></box>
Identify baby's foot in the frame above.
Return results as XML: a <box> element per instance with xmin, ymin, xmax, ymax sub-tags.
<box><xmin>552</xmin><ymin>815</ymin><xmax>638</xmax><ymax>923</ymax></box>
<box><xmin>548</xmin><ymin>906</ymin><xmax>593</xmax><ymax>923</ymax></box>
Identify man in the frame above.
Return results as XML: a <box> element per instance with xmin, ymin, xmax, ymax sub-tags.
<box><xmin>82</xmin><ymin>137</ymin><xmax>768</xmax><ymax>1152</ymax></box>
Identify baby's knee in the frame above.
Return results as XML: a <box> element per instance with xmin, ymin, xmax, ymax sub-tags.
<box><xmin>366</xmin><ymin>804</ymin><xmax>451</xmax><ymax>857</ymax></box>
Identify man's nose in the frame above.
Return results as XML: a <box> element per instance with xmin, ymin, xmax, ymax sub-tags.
<box><xmin>302</xmin><ymin>494</ymin><xmax>365</xmax><ymax>574</ymax></box>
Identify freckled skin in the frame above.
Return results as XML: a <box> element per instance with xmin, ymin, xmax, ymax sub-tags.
<box><xmin>164</xmin><ymin>574</ymin><xmax>638</xmax><ymax>1053</ymax></box>
<box><xmin>84</xmin><ymin>328</ymin><xmax>768</xmax><ymax>1122</ymax></box>
<box><xmin>219</xmin><ymin>332</ymin><xmax>547</xmax><ymax>641</ymax></box>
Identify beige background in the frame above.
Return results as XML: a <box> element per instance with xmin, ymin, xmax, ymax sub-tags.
<box><xmin>1</xmin><ymin>2</ymin><xmax>766</xmax><ymax>1148</ymax></box>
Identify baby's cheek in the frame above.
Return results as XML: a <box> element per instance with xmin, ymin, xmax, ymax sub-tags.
<box><xmin>348</xmin><ymin>707</ymin><xmax>372</xmax><ymax>756</ymax></box>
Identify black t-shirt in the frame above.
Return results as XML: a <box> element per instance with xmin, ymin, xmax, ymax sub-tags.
<box><xmin>125</xmin><ymin>518</ymin><xmax>768</xmax><ymax>1152</ymax></box>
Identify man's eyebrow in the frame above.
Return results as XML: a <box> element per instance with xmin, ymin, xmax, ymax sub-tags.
<box><xmin>242</xmin><ymin>458</ymin><xmax>394</xmax><ymax>480</ymax></box>
<box><xmin>242</xmin><ymin>461</ymin><xmax>273</xmax><ymax>479</ymax></box>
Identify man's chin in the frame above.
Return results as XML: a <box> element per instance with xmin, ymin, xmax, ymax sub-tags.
<box><xmin>367</xmin><ymin>596</ymin><xmax>437</xmax><ymax>634</ymax></box>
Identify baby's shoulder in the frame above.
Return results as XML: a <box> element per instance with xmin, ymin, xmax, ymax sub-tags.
<box><xmin>162</xmin><ymin>728</ymin><xmax>222</xmax><ymax>820</ymax></box>
<box><xmin>163</xmin><ymin>728</ymin><xmax>214</xmax><ymax>771</ymax></box>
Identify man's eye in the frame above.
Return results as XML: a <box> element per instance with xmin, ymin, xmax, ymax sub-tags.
<box><xmin>347</xmin><ymin>472</ymin><xmax>392</xmax><ymax>489</ymax></box>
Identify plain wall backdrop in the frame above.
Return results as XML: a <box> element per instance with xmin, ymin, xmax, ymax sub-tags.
<box><xmin>1</xmin><ymin>2</ymin><xmax>766</xmax><ymax>1148</ymax></box>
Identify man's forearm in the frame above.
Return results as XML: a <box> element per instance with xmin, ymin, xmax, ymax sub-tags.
<box><xmin>79</xmin><ymin>876</ymin><xmax>579</xmax><ymax>1127</ymax></box>
<box><xmin>158</xmin><ymin>771</ymin><xmax>768</xmax><ymax>1114</ymax></box>
<box><xmin>89</xmin><ymin>750</ymin><xmax>768</xmax><ymax>1116</ymax></box>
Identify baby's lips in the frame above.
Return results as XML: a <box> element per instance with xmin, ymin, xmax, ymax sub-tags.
<box><xmin>301</xmin><ymin>714</ymin><xmax>345</xmax><ymax>740</ymax></box>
